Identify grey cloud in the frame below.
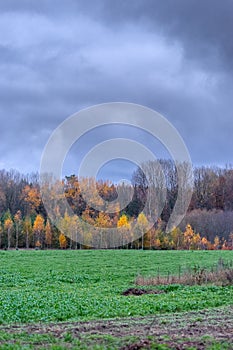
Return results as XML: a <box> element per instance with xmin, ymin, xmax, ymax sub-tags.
<box><xmin>1</xmin><ymin>0</ymin><xmax>232</xmax><ymax>72</ymax></box>
<box><xmin>0</xmin><ymin>0</ymin><xmax>232</xmax><ymax>176</ymax></box>
<box><xmin>94</xmin><ymin>0</ymin><xmax>233</xmax><ymax>71</ymax></box>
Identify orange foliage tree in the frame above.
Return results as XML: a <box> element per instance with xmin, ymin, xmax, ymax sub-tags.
<box><xmin>22</xmin><ymin>185</ymin><xmax>42</xmax><ymax>214</ymax></box>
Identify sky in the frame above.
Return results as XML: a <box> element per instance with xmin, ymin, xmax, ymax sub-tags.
<box><xmin>0</xmin><ymin>0</ymin><xmax>233</xmax><ymax>182</ymax></box>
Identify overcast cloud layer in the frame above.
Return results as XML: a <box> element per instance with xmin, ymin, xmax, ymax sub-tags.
<box><xmin>0</xmin><ymin>0</ymin><xmax>232</xmax><ymax>179</ymax></box>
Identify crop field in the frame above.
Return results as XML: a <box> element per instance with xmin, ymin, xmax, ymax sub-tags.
<box><xmin>0</xmin><ymin>250</ymin><xmax>232</xmax><ymax>349</ymax></box>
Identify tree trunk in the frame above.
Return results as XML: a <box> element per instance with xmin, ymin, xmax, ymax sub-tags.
<box><xmin>15</xmin><ymin>226</ymin><xmax>19</xmax><ymax>249</ymax></box>
<box><xmin>7</xmin><ymin>228</ymin><xmax>11</xmax><ymax>249</ymax></box>
<box><xmin>26</xmin><ymin>229</ymin><xmax>29</xmax><ymax>249</ymax></box>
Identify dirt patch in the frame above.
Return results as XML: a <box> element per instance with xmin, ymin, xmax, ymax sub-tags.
<box><xmin>122</xmin><ymin>288</ymin><xmax>165</xmax><ymax>296</ymax></box>
<box><xmin>0</xmin><ymin>306</ymin><xmax>232</xmax><ymax>349</ymax></box>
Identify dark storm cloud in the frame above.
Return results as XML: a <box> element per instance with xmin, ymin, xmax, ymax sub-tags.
<box><xmin>95</xmin><ymin>0</ymin><xmax>233</xmax><ymax>71</ymax></box>
<box><xmin>0</xmin><ymin>0</ymin><xmax>232</xmax><ymax>175</ymax></box>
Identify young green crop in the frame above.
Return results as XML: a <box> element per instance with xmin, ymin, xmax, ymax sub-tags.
<box><xmin>0</xmin><ymin>250</ymin><xmax>232</xmax><ymax>324</ymax></box>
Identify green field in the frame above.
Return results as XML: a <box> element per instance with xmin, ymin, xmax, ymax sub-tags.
<box><xmin>0</xmin><ymin>250</ymin><xmax>233</xmax><ymax>349</ymax></box>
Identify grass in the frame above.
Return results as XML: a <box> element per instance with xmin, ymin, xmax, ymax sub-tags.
<box><xmin>0</xmin><ymin>250</ymin><xmax>233</xmax><ymax>324</ymax></box>
<box><xmin>0</xmin><ymin>250</ymin><xmax>232</xmax><ymax>349</ymax></box>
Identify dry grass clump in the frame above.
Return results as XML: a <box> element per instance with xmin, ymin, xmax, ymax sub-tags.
<box><xmin>136</xmin><ymin>258</ymin><xmax>233</xmax><ymax>287</ymax></box>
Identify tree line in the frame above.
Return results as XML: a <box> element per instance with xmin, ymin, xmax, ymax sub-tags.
<box><xmin>0</xmin><ymin>161</ymin><xmax>233</xmax><ymax>250</ymax></box>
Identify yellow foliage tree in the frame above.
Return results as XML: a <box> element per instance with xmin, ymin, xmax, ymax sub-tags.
<box><xmin>117</xmin><ymin>214</ymin><xmax>130</xmax><ymax>229</ymax></box>
<box><xmin>4</xmin><ymin>216</ymin><xmax>13</xmax><ymax>249</ymax></box>
<box><xmin>23</xmin><ymin>216</ymin><xmax>32</xmax><ymax>249</ymax></box>
<box><xmin>45</xmin><ymin>220</ymin><xmax>52</xmax><ymax>248</ymax></box>
<box><xmin>95</xmin><ymin>212</ymin><xmax>113</xmax><ymax>248</ymax></box>
<box><xmin>117</xmin><ymin>214</ymin><xmax>131</xmax><ymax>248</ymax></box>
<box><xmin>154</xmin><ymin>238</ymin><xmax>161</xmax><ymax>249</ymax></box>
<box><xmin>183</xmin><ymin>224</ymin><xmax>195</xmax><ymax>250</ymax></box>
<box><xmin>201</xmin><ymin>237</ymin><xmax>208</xmax><ymax>249</ymax></box>
<box><xmin>192</xmin><ymin>232</ymin><xmax>201</xmax><ymax>250</ymax></box>
<box><xmin>33</xmin><ymin>214</ymin><xmax>44</xmax><ymax>248</ymax></box>
<box><xmin>14</xmin><ymin>210</ymin><xmax>22</xmax><ymax>249</ymax></box>
<box><xmin>59</xmin><ymin>211</ymin><xmax>79</xmax><ymax>249</ymax></box>
<box><xmin>135</xmin><ymin>213</ymin><xmax>149</xmax><ymax>250</ymax></box>
<box><xmin>171</xmin><ymin>227</ymin><xmax>183</xmax><ymax>250</ymax></box>
<box><xmin>183</xmin><ymin>224</ymin><xmax>203</xmax><ymax>250</ymax></box>
<box><xmin>59</xmin><ymin>233</ymin><xmax>67</xmax><ymax>249</ymax></box>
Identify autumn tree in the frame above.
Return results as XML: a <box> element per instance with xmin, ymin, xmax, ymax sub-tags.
<box><xmin>135</xmin><ymin>213</ymin><xmax>149</xmax><ymax>250</ymax></box>
<box><xmin>117</xmin><ymin>214</ymin><xmax>131</xmax><ymax>248</ymax></box>
<box><xmin>4</xmin><ymin>213</ymin><xmax>13</xmax><ymax>249</ymax></box>
<box><xmin>59</xmin><ymin>233</ymin><xmax>67</xmax><ymax>249</ymax></box>
<box><xmin>22</xmin><ymin>185</ymin><xmax>41</xmax><ymax>214</ymax></box>
<box><xmin>69</xmin><ymin>215</ymin><xmax>80</xmax><ymax>249</ymax></box>
<box><xmin>66</xmin><ymin>214</ymin><xmax>80</xmax><ymax>249</ymax></box>
<box><xmin>170</xmin><ymin>227</ymin><xmax>184</xmax><ymax>250</ymax></box>
<box><xmin>192</xmin><ymin>232</ymin><xmax>201</xmax><ymax>250</ymax></box>
<box><xmin>183</xmin><ymin>224</ymin><xmax>195</xmax><ymax>250</ymax></box>
<box><xmin>144</xmin><ymin>227</ymin><xmax>155</xmax><ymax>249</ymax></box>
<box><xmin>79</xmin><ymin>177</ymin><xmax>105</xmax><ymax>213</ymax></box>
<box><xmin>14</xmin><ymin>210</ymin><xmax>22</xmax><ymax>249</ymax></box>
<box><xmin>33</xmin><ymin>214</ymin><xmax>44</xmax><ymax>248</ymax></box>
<box><xmin>64</xmin><ymin>175</ymin><xmax>85</xmax><ymax>215</ymax></box>
<box><xmin>95</xmin><ymin>212</ymin><xmax>113</xmax><ymax>248</ymax></box>
<box><xmin>59</xmin><ymin>211</ymin><xmax>79</xmax><ymax>249</ymax></box>
<box><xmin>45</xmin><ymin>220</ymin><xmax>52</xmax><ymax>248</ymax></box>
<box><xmin>23</xmin><ymin>216</ymin><xmax>32</xmax><ymax>249</ymax></box>
<box><xmin>151</xmin><ymin>218</ymin><xmax>164</xmax><ymax>250</ymax></box>
<box><xmin>81</xmin><ymin>208</ymin><xmax>95</xmax><ymax>225</ymax></box>
<box><xmin>200</xmin><ymin>236</ymin><xmax>208</xmax><ymax>250</ymax></box>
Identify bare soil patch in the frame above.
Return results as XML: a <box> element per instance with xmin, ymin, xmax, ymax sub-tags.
<box><xmin>0</xmin><ymin>306</ymin><xmax>232</xmax><ymax>349</ymax></box>
<box><xmin>122</xmin><ymin>288</ymin><xmax>165</xmax><ymax>296</ymax></box>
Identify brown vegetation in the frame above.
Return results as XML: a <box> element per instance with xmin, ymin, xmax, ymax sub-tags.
<box><xmin>136</xmin><ymin>259</ymin><xmax>233</xmax><ymax>286</ymax></box>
